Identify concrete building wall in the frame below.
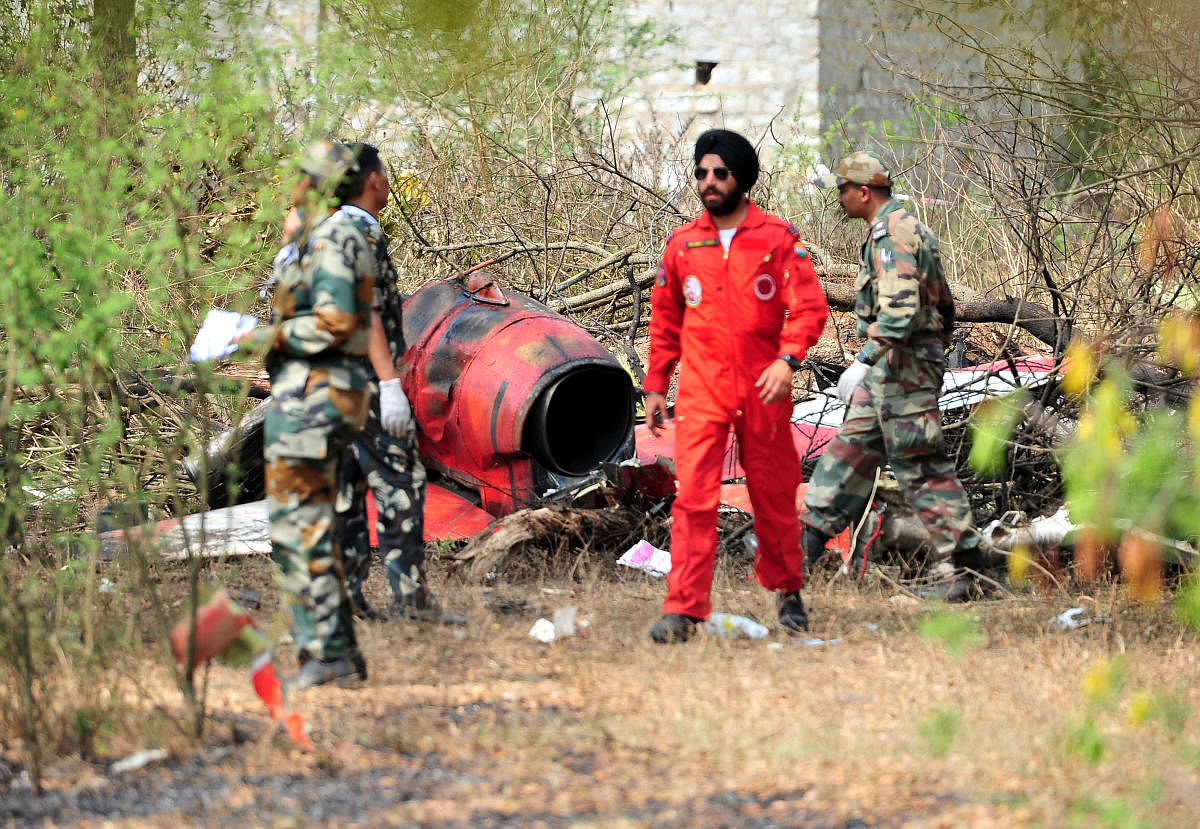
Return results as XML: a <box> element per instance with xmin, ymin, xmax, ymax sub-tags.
<box><xmin>617</xmin><ymin>0</ymin><xmax>823</xmax><ymax>160</ymax></box>
<box><xmin>622</xmin><ymin>0</ymin><xmax>1006</xmax><ymax>160</ymax></box>
<box><xmin>817</xmin><ymin>0</ymin><xmax>993</xmax><ymax>143</ymax></box>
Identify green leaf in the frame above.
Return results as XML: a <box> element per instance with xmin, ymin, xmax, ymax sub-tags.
<box><xmin>917</xmin><ymin>608</ymin><xmax>983</xmax><ymax>656</ymax></box>
<box><xmin>969</xmin><ymin>388</ymin><xmax>1030</xmax><ymax>477</ymax></box>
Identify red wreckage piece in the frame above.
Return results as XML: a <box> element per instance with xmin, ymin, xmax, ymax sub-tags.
<box><xmin>399</xmin><ymin>279</ymin><xmax>635</xmax><ymax>515</ymax></box>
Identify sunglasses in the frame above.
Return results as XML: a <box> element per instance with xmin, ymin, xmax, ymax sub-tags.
<box><xmin>694</xmin><ymin>165</ymin><xmax>732</xmax><ymax>181</ymax></box>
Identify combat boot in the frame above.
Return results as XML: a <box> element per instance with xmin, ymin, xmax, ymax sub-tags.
<box><xmin>800</xmin><ymin>523</ymin><xmax>832</xmax><ymax>565</ymax></box>
<box><xmin>914</xmin><ymin>571</ymin><xmax>987</xmax><ymax>602</ymax></box>
<box><xmin>350</xmin><ymin>592</ymin><xmax>391</xmax><ymax>622</ymax></box>
<box><xmin>649</xmin><ymin>613</ymin><xmax>701</xmax><ymax>643</ymax></box>
<box><xmin>295</xmin><ymin>649</ymin><xmax>367</xmax><ymax>689</ymax></box>
<box><xmin>914</xmin><ymin>548</ymin><xmax>994</xmax><ymax>603</ymax></box>
<box><xmin>777</xmin><ymin>591</ymin><xmax>809</xmax><ymax>632</ymax></box>
<box><xmin>392</xmin><ymin>586</ymin><xmax>468</xmax><ymax>626</ymax></box>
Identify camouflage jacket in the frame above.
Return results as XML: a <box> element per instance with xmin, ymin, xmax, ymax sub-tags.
<box><xmin>855</xmin><ymin>198</ymin><xmax>956</xmax><ymax>365</ymax></box>
<box><xmin>355</xmin><ymin>208</ymin><xmax>407</xmax><ymax>377</ymax></box>
<box><xmin>268</xmin><ymin>208</ymin><xmax>376</xmax><ymax>386</ymax></box>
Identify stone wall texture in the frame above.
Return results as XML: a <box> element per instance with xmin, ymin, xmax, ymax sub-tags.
<box><xmin>623</xmin><ymin>0</ymin><xmax>1006</xmax><ymax>157</ymax></box>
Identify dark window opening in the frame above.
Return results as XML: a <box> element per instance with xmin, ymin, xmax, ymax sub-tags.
<box><xmin>695</xmin><ymin>61</ymin><xmax>717</xmax><ymax>85</ymax></box>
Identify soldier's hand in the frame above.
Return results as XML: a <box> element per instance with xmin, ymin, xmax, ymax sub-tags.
<box><xmin>755</xmin><ymin>359</ymin><xmax>794</xmax><ymax>404</ymax></box>
<box><xmin>644</xmin><ymin>392</ymin><xmax>669</xmax><ymax>437</ymax></box>
<box><xmin>378</xmin><ymin>377</ymin><xmax>413</xmax><ymax>437</ymax></box>
<box><xmin>282</xmin><ymin>207</ymin><xmax>302</xmax><ymax>242</ymax></box>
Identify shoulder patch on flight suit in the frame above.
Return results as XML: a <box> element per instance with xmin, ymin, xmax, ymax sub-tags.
<box><xmin>871</xmin><ymin>221</ymin><xmax>888</xmax><ymax>241</ymax></box>
<box><xmin>685</xmin><ymin>238</ymin><xmax>720</xmax><ymax>248</ymax></box>
<box><xmin>683</xmin><ymin>275</ymin><xmax>702</xmax><ymax>307</ymax></box>
<box><xmin>794</xmin><ymin>244</ymin><xmax>808</xmax><ymax>258</ymax></box>
<box><xmin>655</xmin><ymin>264</ymin><xmax>667</xmax><ymax>287</ymax></box>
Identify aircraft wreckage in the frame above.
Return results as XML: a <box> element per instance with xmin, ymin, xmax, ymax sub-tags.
<box><xmin>100</xmin><ymin>275</ymin><xmax>1076</xmax><ymax>569</ymax></box>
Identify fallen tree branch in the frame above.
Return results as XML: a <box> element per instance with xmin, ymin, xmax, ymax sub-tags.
<box><xmin>447</xmin><ymin>505</ymin><xmax>640</xmax><ymax>582</ymax></box>
<box><xmin>551</xmin><ymin>246</ymin><xmax>637</xmax><ymax>294</ymax></box>
<box><xmin>417</xmin><ymin>238</ymin><xmax>616</xmax><ymax>258</ymax></box>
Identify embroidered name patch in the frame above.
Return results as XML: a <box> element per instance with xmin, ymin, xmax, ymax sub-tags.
<box><xmin>753</xmin><ymin>274</ymin><xmax>777</xmax><ymax>301</ymax></box>
<box><xmin>685</xmin><ymin>238</ymin><xmax>720</xmax><ymax>248</ymax></box>
<box><xmin>683</xmin><ymin>275</ymin><xmax>703</xmax><ymax>306</ymax></box>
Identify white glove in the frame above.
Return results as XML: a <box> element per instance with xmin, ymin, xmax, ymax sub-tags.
<box><xmin>836</xmin><ymin>359</ymin><xmax>871</xmax><ymax>405</ymax></box>
<box><xmin>378</xmin><ymin>378</ymin><xmax>412</xmax><ymax>437</ymax></box>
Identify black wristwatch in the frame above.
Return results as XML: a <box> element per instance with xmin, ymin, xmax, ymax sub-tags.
<box><xmin>779</xmin><ymin>353</ymin><xmax>802</xmax><ymax>371</ymax></box>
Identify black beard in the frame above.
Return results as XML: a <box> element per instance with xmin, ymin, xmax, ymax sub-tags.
<box><xmin>702</xmin><ymin>187</ymin><xmax>744</xmax><ymax>217</ymax></box>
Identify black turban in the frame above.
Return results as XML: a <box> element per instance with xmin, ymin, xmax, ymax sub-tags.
<box><xmin>694</xmin><ymin>129</ymin><xmax>759</xmax><ymax>192</ymax></box>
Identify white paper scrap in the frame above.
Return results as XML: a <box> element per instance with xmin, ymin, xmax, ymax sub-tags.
<box><xmin>704</xmin><ymin>613</ymin><xmax>769</xmax><ymax>640</ymax></box>
<box><xmin>617</xmin><ymin>539</ymin><xmax>672</xmax><ymax>577</ymax></box>
<box><xmin>189</xmin><ymin>308</ymin><xmax>259</xmax><ymax>362</ymax></box>
<box><xmin>529</xmin><ymin>618</ymin><xmax>557</xmax><ymax>643</ymax></box>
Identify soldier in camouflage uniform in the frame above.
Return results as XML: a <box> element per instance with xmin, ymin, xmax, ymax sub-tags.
<box><xmin>801</xmin><ymin>151</ymin><xmax>987</xmax><ymax>601</ymax></box>
<box><xmin>264</xmin><ymin>139</ymin><xmax>411</xmax><ymax>688</ymax></box>
<box><xmin>334</xmin><ymin>143</ymin><xmax>464</xmax><ymax>626</ymax></box>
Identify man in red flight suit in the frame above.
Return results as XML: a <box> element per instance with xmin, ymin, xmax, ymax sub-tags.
<box><xmin>644</xmin><ymin>129</ymin><xmax>829</xmax><ymax>643</ymax></box>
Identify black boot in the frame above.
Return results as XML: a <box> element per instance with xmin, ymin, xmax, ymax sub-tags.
<box><xmin>914</xmin><ymin>571</ymin><xmax>985</xmax><ymax>602</ymax></box>
<box><xmin>649</xmin><ymin>613</ymin><xmax>701</xmax><ymax>643</ymax></box>
<box><xmin>914</xmin><ymin>548</ymin><xmax>993</xmax><ymax>603</ymax></box>
<box><xmin>295</xmin><ymin>649</ymin><xmax>367</xmax><ymax>689</ymax></box>
<box><xmin>777</xmin><ymin>591</ymin><xmax>809</xmax><ymax>632</ymax></box>
<box><xmin>392</xmin><ymin>586</ymin><xmax>468</xmax><ymax>626</ymax></box>
<box><xmin>800</xmin><ymin>524</ymin><xmax>831</xmax><ymax>562</ymax></box>
<box><xmin>350</xmin><ymin>593</ymin><xmax>391</xmax><ymax>622</ymax></box>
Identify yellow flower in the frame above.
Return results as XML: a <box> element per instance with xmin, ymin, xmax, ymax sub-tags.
<box><xmin>1081</xmin><ymin>658</ymin><xmax>1125</xmax><ymax>704</ymax></box>
<box><xmin>1188</xmin><ymin>395</ymin><xmax>1200</xmax><ymax>441</ymax></box>
<box><xmin>14</xmin><ymin>108</ymin><xmax>25</xmax><ymax>119</ymax></box>
<box><xmin>1158</xmin><ymin>314</ymin><xmax>1200</xmax><ymax>376</ymax></box>
<box><xmin>1062</xmin><ymin>339</ymin><xmax>1095</xmax><ymax>398</ymax></box>
<box><xmin>1127</xmin><ymin>691</ymin><xmax>1153</xmax><ymax>726</ymax></box>
<box><xmin>1008</xmin><ymin>545</ymin><xmax>1031</xmax><ymax>586</ymax></box>
<box><xmin>1077</xmin><ymin>413</ymin><xmax>1096</xmax><ymax>441</ymax></box>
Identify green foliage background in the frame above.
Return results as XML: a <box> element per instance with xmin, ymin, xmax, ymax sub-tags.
<box><xmin>0</xmin><ymin>0</ymin><xmax>667</xmax><ymax>783</ymax></box>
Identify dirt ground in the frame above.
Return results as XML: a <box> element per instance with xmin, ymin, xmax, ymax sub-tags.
<box><xmin>3</xmin><ymin>550</ymin><xmax>1200</xmax><ymax>828</ymax></box>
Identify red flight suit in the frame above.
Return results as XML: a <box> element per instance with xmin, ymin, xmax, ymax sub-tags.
<box><xmin>645</xmin><ymin>201</ymin><xmax>828</xmax><ymax>619</ymax></box>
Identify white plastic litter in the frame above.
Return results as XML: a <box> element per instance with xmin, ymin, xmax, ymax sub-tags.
<box><xmin>617</xmin><ymin>539</ymin><xmax>672</xmax><ymax>577</ymax></box>
<box><xmin>552</xmin><ymin>605</ymin><xmax>578</xmax><ymax>638</ymax></box>
<box><xmin>703</xmin><ymin>613</ymin><xmax>769</xmax><ymax>640</ymax></box>
<box><xmin>1052</xmin><ymin>607</ymin><xmax>1096</xmax><ymax>630</ymax></box>
<box><xmin>795</xmin><ymin>637</ymin><xmax>843</xmax><ymax>646</ymax></box>
<box><xmin>111</xmin><ymin>748</ymin><xmax>168</xmax><ymax>774</ymax></box>
<box><xmin>189</xmin><ymin>308</ymin><xmax>259</xmax><ymax>362</ymax></box>
<box><xmin>529</xmin><ymin>618</ymin><xmax>557</xmax><ymax>643</ymax></box>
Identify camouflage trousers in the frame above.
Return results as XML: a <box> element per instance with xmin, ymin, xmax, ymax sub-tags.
<box><xmin>338</xmin><ymin>388</ymin><xmax>429</xmax><ymax>606</ymax></box>
<box><xmin>803</xmin><ymin>348</ymin><xmax>982</xmax><ymax>569</ymax></box>
<box><xmin>265</xmin><ymin>360</ymin><xmax>370</xmax><ymax>663</ymax></box>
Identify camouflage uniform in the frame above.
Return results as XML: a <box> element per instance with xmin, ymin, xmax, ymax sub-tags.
<box><xmin>336</xmin><ymin>216</ymin><xmax>430</xmax><ymax>610</ymax></box>
<box><xmin>264</xmin><ymin>142</ymin><xmax>374</xmax><ymax>663</ymax></box>
<box><xmin>803</xmin><ymin>160</ymin><xmax>982</xmax><ymax>571</ymax></box>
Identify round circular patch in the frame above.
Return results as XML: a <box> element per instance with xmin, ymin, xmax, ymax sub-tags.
<box><xmin>753</xmin><ymin>273</ymin><xmax>777</xmax><ymax>301</ymax></box>
<box><xmin>683</xmin><ymin>275</ymin><xmax>702</xmax><ymax>307</ymax></box>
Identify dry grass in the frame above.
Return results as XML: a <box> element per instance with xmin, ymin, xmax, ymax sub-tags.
<box><xmin>5</xmin><ymin>549</ymin><xmax>1199</xmax><ymax>826</ymax></box>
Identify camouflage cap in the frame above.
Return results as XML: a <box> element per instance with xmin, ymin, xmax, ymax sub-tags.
<box><xmin>812</xmin><ymin>151</ymin><xmax>893</xmax><ymax>189</ymax></box>
<box><xmin>298</xmin><ymin>139</ymin><xmax>359</xmax><ymax>187</ymax></box>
